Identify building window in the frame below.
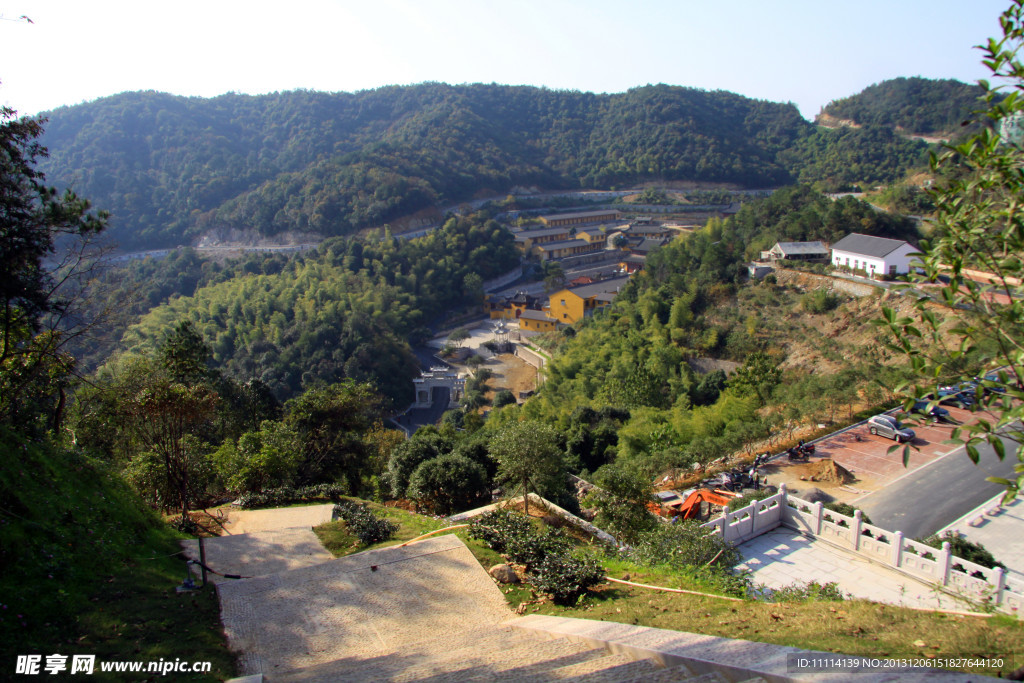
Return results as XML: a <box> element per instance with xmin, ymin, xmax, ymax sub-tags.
<box><xmin>560</xmin><ymin>299</ymin><xmax>566</xmax><ymax>306</ymax></box>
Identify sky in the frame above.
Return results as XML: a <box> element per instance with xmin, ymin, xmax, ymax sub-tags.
<box><xmin>0</xmin><ymin>0</ymin><xmax>1012</xmax><ymax>120</ymax></box>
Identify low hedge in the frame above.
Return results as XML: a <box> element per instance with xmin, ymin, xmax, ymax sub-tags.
<box><xmin>236</xmin><ymin>483</ymin><xmax>348</xmax><ymax>509</ymax></box>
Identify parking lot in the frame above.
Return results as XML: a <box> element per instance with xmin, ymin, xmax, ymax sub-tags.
<box><xmin>761</xmin><ymin>404</ymin><xmax>979</xmax><ymax>501</ymax></box>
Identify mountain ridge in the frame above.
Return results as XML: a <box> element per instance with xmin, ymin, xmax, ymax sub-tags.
<box><xmin>33</xmin><ymin>82</ymin><xmax>929</xmax><ymax>250</ymax></box>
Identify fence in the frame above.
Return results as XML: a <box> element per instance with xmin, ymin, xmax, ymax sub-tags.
<box><xmin>701</xmin><ymin>484</ymin><xmax>1023</xmax><ymax>616</ymax></box>
<box><xmin>699</xmin><ymin>490</ymin><xmax>785</xmax><ymax>544</ymax></box>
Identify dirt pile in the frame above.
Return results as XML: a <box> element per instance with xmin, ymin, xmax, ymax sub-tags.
<box><xmin>801</xmin><ymin>459</ymin><xmax>854</xmax><ymax>485</ymax></box>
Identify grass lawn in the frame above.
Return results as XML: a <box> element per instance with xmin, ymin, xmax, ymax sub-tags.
<box><xmin>313</xmin><ymin>499</ymin><xmax>1024</xmax><ymax>678</ymax></box>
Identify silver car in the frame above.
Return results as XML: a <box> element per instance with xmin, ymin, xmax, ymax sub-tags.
<box><xmin>867</xmin><ymin>414</ymin><xmax>915</xmax><ymax>442</ymax></box>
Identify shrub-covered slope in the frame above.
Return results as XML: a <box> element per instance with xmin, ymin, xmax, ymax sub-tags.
<box><xmin>0</xmin><ymin>428</ymin><xmax>234</xmax><ymax>679</ymax></box>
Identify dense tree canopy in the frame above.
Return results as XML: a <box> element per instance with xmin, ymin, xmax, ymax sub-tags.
<box><xmin>118</xmin><ymin>214</ymin><xmax>519</xmax><ymax>405</ymax></box>
<box><xmin>819</xmin><ymin>77</ymin><xmax>991</xmax><ymax>136</ymax></box>
<box><xmin>35</xmin><ymin>83</ymin><xmax>933</xmax><ymax>249</ymax></box>
<box><xmin>0</xmin><ymin>107</ymin><xmax>107</xmax><ymax>429</ymax></box>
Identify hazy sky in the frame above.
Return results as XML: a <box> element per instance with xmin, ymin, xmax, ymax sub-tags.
<box><xmin>0</xmin><ymin>0</ymin><xmax>1010</xmax><ymax>120</ymax></box>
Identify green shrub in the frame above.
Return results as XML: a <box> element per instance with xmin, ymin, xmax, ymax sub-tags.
<box><xmin>768</xmin><ymin>580</ymin><xmax>847</xmax><ymax>602</ymax></box>
<box><xmin>531</xmin><ymin>554</ymin><xmax>606</xmax><ymax>605</ymax></box>
<box><xmin>237</xmin><ymin>483</ymin><xmax>348</xmax><ymax>509</ymax></box>
<box><xmin>801</xmin><ymin>289</ymin><xmax>840</xmax><ymax>314</ymax></box>
<box><xmin>727</xmin><ymin>489</ymin><xmax>774</xmax><ymax>511</ymax></box>
<box><xmin>468</xmin><ymin>508</ymin><xmax>604</xmax><ymax>603</ymax></box>
<box><xmin>824</xmin><ymin>502</ymin><xmax>872</xmax><ymax>525</ymax></box>
<box><xmin>468</xmin><ymin>508</ymin><xmax>534</xmax><ymax>554</ymax></box>
<box><xmin>506</xmin><ymin>527</ymin><xmax>572</xmax><ymax>571</ymax></box>
<box><xmin>493</xmin><ymin>390</ymin><xmax>517</xmax><ymax>407</ymax></box>
<box><xmin>918</xmin><ymin>531</ymin><xmax>1006</xmax><ymax>570</ymax></box>
<box><xmin>407</xmin><ymin>454</ymin><xmax>489</xmax><ymax>515</ymax></box>
<box><xmin>628</xmin><ymin>520</ymin><xmax>741</xmax><ymax>570</ymax></box>
<box><xmin>333</xmin><ymin>501</ymin><xmax>399</xmax><ymax>545</ymax></box>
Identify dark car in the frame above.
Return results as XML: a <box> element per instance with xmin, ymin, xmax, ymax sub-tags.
<box><xmin>937</xmin><ymin>384</ymin><xmax>976</xmax><ymax>408</ymax></box>
<box><xmin>911</xmin><ymin>400</ymin><xmax>950</xmax><ymax>422</ymax></box>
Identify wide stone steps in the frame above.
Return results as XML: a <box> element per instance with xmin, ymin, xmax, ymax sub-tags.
<box><xmin>220</xmin><ymin>528</ymin><xmax>994</xmax><ymax>683</ymax></box>
<box><xmin>271</xmin><ymin>630</ymin><xmax>600</xmax><ymax>682</ymax></box>
<box><xmin>270</xmin><ymin>633</ymin><xmax>729</xmax><ymax>683</ymax></box>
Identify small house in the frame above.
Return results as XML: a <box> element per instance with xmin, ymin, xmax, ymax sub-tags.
<box><xmin>762</xmin><ymin>241</ymin><xmax>829</xmax><ymax>263</ymax></box>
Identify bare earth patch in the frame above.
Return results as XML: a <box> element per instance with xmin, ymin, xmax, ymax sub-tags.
<box><xmin>483</xmin><ymin>353</ymin><xmax>539</xmax><ymax>402</ymax></box>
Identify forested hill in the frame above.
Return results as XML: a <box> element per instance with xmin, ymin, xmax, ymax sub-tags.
<box><xmin>817</xmin><ymin>77</ymin><xmax>989</xmax><ymax>137</ymax></box>
<box><xmin>35</xmin><ymin>83</ymin><xmax>926</xmax><ymax>250</ymax></box>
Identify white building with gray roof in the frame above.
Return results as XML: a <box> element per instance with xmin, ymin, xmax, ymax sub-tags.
<box><xmin>830</xmin><ymin>233</ymin><xmax>918</xmax><ymax>278</ymax></box>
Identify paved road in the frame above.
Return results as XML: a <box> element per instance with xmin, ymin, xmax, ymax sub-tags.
<box><xmin>855</xmin><ymin>434</ymin><xmax>1019</xmax><ymax>539</ymax></box>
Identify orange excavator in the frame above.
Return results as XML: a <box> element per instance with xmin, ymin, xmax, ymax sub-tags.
<box><xmin>650</xmin><ymin>488</ymin><xmax>740</xmax><ymax>521</ymax></box>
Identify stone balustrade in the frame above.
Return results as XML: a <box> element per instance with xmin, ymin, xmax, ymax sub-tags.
<box><xmin>701</xmin><ymin>484</ymin><xmax>1023</xmax><ymax>616</ymax></box>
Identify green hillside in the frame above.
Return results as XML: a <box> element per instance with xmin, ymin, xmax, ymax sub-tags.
<box><xmin>117</xmin><ymin>213</ymin><xmax>518</xmax><ymax>404</ymax></box>
<box><xmin>818</xmin><ymin>76</ymin><xmax>990</xmax><ymax>137</ymax></box>
<box><xmin>35</xmin><ymin>83</ymin><xmax>928</xmax><ymax>249</ymax></box>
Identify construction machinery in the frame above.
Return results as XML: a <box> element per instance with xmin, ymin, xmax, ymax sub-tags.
<box><xmin>651</xmin><ymin>488</ymin><xmax>740</xmax><ymax>521</ymax></box>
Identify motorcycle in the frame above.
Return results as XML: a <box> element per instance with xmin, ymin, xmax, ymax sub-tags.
<box><xmin>787</xmin><ymin>446</ymin><xmax>809</xmax><ymax>462</ymax></box>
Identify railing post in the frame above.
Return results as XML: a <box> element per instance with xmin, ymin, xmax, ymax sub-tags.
<box><xmin>852</xmin><ymin>510</ymin><xmax>863</xmax><ymax>551</ymax></box>
<box><xmin>892</xmin><ymin>531</ymin><xmax>904</xmax><ymax>569</ymax></box>
<box><xmin>751</xmin><ymin>500</ymin><xmax>760</xmax><ymax>536</ymax></box>
<box><xmin>993</xmin><ymin>567</ymin><xmax>1006</xmax><ymax>607</ymax></box>
<box><xmin>814</xmin><ymin>501</ymin><xmax>824</xmax><ymax>536</ymax></box>
<box><xmin>940</xmin><ymin>541</ymin><xmax>952</xmax><ymax>587</ymax></box>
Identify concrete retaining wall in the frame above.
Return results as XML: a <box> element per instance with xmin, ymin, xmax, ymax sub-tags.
<box><xmin>483</xmin><ymin>265</ymin><xmax>525</xmax><ymax>292</ymax></box>
<box><xmin>514</xmin><ymin>344</ymin><xmax>546</xmax><ymax>370</ymax></box>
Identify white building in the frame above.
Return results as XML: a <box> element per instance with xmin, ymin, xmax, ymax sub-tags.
<box><xmin>761</xmin><ymin>240</ymin><xmax>829</xmax><ymax>262</ymax></box>
<box><xmin>830</xmin><ymin>233</ymin><xmax>918</xmax><ymax>279</ymax></box>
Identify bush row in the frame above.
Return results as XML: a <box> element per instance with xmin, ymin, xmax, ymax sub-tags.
<box><xmin>333</xmin><ymin>501</ymin><xmax>399</xmax><ymax>545</ymax></box>
<box><xmin>236</xmin><ymin>483</ymin><xmax>348</xmax><ymax>509</ymax></box>
<box><xmin>469</xmin><ymin>509</ymin><xmax>605</xmax><ymax>605</ymax></box>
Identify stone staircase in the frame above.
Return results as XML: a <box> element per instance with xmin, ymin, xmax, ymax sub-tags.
<box><xmin>191</xmin><ymin>510</ymin><xmax>993</xmax><ymax>683</ymax></box>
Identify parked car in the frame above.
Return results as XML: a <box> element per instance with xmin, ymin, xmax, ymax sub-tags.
<box><xmin>975</xmin><ymin>372</ymin><xmax>1015</xmax><ymax>397</ymax></box>
<box><xmin>867</xmin><ymin>414</ymin><xmax>916</xmax><ymax>442</ymax></box>
<box><xmin>936</xmin><ymin>384</ymin><xmax>976</xmax><ymax>408</ymax></box>
<box><xmin>911</xmin><ymin>400</ymin><xmax>950</xmax><ymax>422</ymax></box>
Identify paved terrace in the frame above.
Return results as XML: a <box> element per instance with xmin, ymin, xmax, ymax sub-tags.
<box><xmin>940</xmin><ymin>492</ymin><xmax>1024</xmax><ymax>584</ymax></box>
<box><xmin>737</xmin><ymin>529</ymin><xmax>972</xmax><ymax>611</ymax></box>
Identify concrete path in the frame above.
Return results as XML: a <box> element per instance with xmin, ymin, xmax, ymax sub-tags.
<box><xmin>181</xmin><ymin>528</ymin><xmax>334</xmax><ymax>583</ymax></box>
<box><xmin>220</xmin><ymin>503</ymin><xmax>336</xmax><ymax>535</ymax></box>
<box><xmin>218</xmin><ymin>534</ymin><xmax>515</xmax><ymax>677</ymax></box>
<box><xmin>737</xmin><ymin>529</ymin><xmax>972</xmax><ymax>611</ymax></box>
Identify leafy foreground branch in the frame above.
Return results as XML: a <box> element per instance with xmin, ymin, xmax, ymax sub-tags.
<box><xmin>875</xmin><ymin>0</ymin><xmax>1024</xmax><ymax>500</ymax></box>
